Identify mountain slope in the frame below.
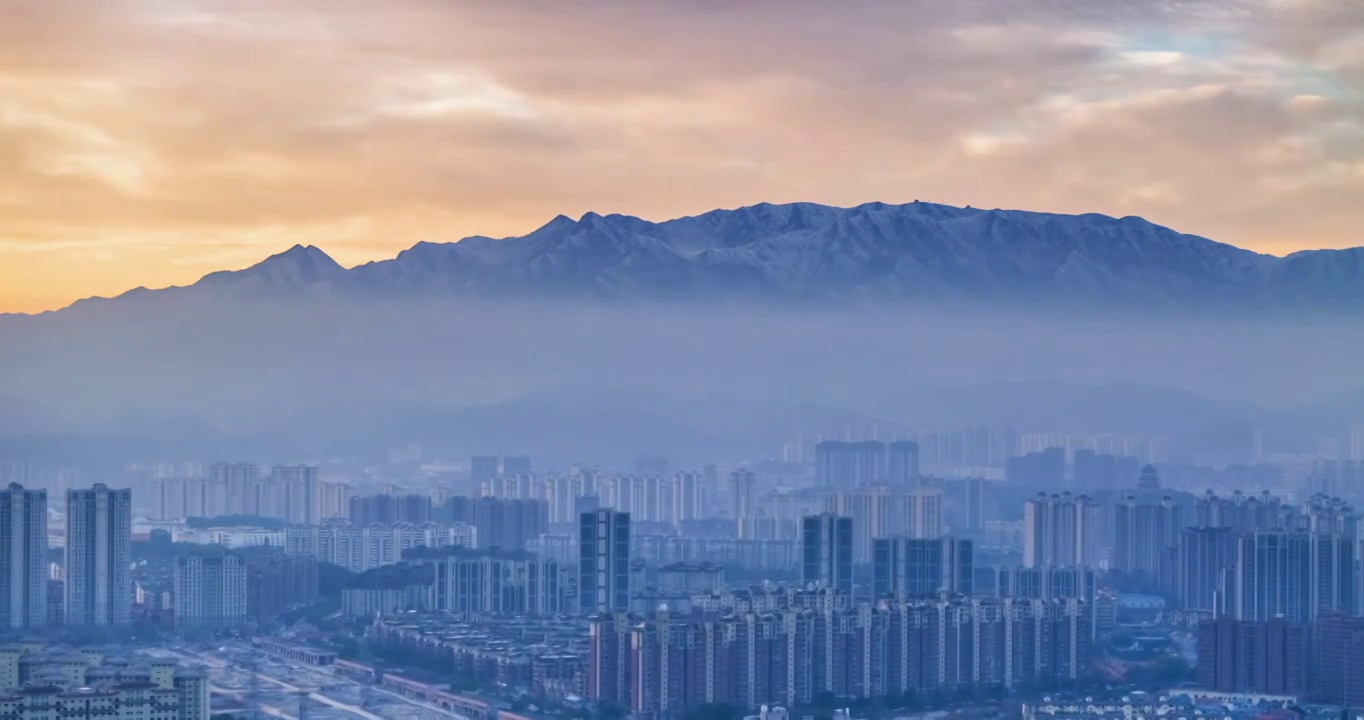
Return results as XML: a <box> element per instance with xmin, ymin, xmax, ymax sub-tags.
<box><xmin>56</xmin><ymin>201</ymin><xmax>1364</xmax><ymax>310</ymax></box>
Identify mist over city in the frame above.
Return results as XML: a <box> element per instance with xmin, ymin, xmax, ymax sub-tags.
<box><xmin>2</xmin><ymin>2</ymin><xmax>1364</xmax><ymax>720</ymax></box>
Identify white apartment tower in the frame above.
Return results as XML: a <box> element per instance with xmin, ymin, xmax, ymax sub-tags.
<box><xmin>1</xmin><ymin>483</ymin><xmax>48</xmax><ymax>629</ymax></box>
<box><xmin>64</xmin><ymin>484</ymin><xmax>133</xmax><ymax>626</ymax></box>
<box><xmin>1022</xmin><ymin>492</ymin><xmax>1095</xmax><ymax>568</ymax></box>
<box><xmin>174</xmin><ymin>554</ymin><xmax>247</xmax><ymax>629</ymax></box>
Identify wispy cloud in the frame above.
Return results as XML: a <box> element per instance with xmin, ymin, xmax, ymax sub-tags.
<box><xmin>0</xmin><ymin>0</ymin><xmax>1360</xmax><ymax>310</ymax></box>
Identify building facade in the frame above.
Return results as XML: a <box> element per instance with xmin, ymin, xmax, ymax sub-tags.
<box><xmin>580</xmin><ymin>509</ymin><xmax>631</xmax><ymax>613</ymax></box>
<box><xmin>0</xmin><ymin>483</ymin><xmax>47</xmax><ymax>629</ymax></box>
<box><xmin>173</xmin><ymin>554</ymin><xmax>247</xmax><ymax>630</ymax></box>
<box><xmin>65</xmin><ymin>484</ymin><xmax>133</xmax><ymax>627</ymax></box>
<box><xmin>801</xmin><ymin>514</ymin><xmax>853</xmax><ymax>594</ymax></box>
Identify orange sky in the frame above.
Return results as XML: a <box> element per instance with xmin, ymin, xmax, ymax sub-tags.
<box><xmin>1</xmin><ymin>0</ymin><xmax>1361</xmax><ymax>313</ymax></box>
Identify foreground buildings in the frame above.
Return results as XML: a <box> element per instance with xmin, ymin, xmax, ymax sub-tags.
<box><xmin>588</xmin><ymin>594</ymin><xmax>1092</xmax><ymax>717</ymax></box>
<box><xmin>0</xmin><ymin>484</ymin><xmax>47</xmax><ymax>630</ymax></box>
<box><xmin>0</xmin><ymin>644</ymin><xmax>209</xmax><ymax>720</ymax></box>
<box><xmin>64</xmin><ymin>484</ymin><xmax>133</xmax><ymax>627</ymax></box>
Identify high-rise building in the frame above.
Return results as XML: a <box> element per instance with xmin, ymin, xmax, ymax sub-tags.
<box><xmin>872</xmin><ymin>535</ymin><xmax>973</xmax><ymax>598</ymax></box>
<box><xmin>1006</xmin><ymin>447</ymin><xmax>1066</xmax><ymax>487</ymax></box>
<box><xmin>0</xmin><ymin>483</ymin><xmax>47</xmax><ymax>629</ymax></box>
<box><xmin>348</xmin><ymin>493</ymin><xmax>432</xmax><ymax>525</ymax></box>
<box><xmin>906</xmin><ymin>487</ymin><xmax>942</xmax><ymax>539</ymax></box>
<box><xmin>431</xmin><ymin>551</ymin><xmax>564</xmax><ymax>614</ymax></box>
<box><xmin>729</xmin><ymin>468</ymin><xmax>756</xmax><ymax>522</ymax></box>
<box><xmin>800</xmin><ymin>513</ymin><xmax>853</xmax><ymax>594</ymax></box>
<box><xmin>1196</xmin><ymin>617</ymin><xmax>1310</xmax><ymax>696</ymax></box>
<box><xmin>1072</xmin><ymin>451</ymin><xmax>1141</xmax><ymax>490</ymax></box>
<box><xmin>208</xmin><ymin>462</ymin><xmax>263</xmax><ymax>516</ymax></box>
<box><xmin>1022</xmin><ymin>492</ymin><xmax>1095</xmax><ymax>568</ymax></box>
<box><xmin>241</xmin><ymin>552</ymin><xmax>319</xmax><ymax>622</ymax></box>
<box><xmin>444</xmin><ymin>496</ymin><xmax>547</xmax><ymax>550</ymax></box>
<box><xmin>887</xmin><ymin>441</ymin><xmax>920</xmax><ymax>486</ymax></box>
<box><xmin>1196</xmin><ymin>490</ymin><xmax>1290</xmax><ymax>532</ymax></box>
<box><xmin>587</xmin><ymin>596</ymin><xmax>1091</xmax><ymax>708</ymax></box>
<box><xmin>992</xmin><ymin>565</ymin><xmax>1097</xmax><ymax>603</ymax></box>
<box><xmin>1177</xmin><ymin>526</ymin><xmax>1238</xmax><ymax>614</ymax></box>
<box><xmin>64</xmin><ymin>484</ymin><xmax>133</xmax><ymax>627</ymax></box>
<box><xmin>269</xmin><ymin>465</ymin><xmax>318</xmax><ymax>524</ymax></box>
<box><xmin>1233</xmin><ymin>531</ymin><xmax>1309</xmax><ymax>623</ymax></box>
<box><xmin>814</xmin><ymin>441</ymin><xmax>886</xmax><ymax>487</ymax></box>
<box><xmin>579</xmin><ymin>509</ymin><xmax>630</xmax><ymax>613</ymax></box>
<box><xmin>502</xmin><ymin>455</ymin><xmax>532</xmax><ymax>477</ymax></box>
<box><xmin>284</xmin><ymin>522</ymin><xmax>475</xmax><ymax>573</ymax></box>
<box><xmin>1314</xmin><ymin>613</ymin><xmax>1364</xmax><ymax>708</ymax></box>
<box><xmin>1111</xmin><ymin>495</ymin><xmax>1182</xmax><ymax>578</ymax></box>
<box><xmin>1351</xmin><ymin>424</ymin><xmax>1364</xmax><ymax>462</ymax></box>
<box><xmin>470</xmin><ymin>456</ymin><xmax>500</xmax><ymax>484</ymax></box>
<box><xmin>174</xmin><ymin>554</ymin><xmax>247</xmax><ymax>630</ymax></box>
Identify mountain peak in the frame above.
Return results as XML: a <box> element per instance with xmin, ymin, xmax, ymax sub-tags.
<box><xmin>261</xmin><ymin>244</ymin><xmax>342</xmax><ymax>271</ymax></box>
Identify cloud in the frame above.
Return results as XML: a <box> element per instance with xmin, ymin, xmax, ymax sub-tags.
<box><xmin>0</xmin><ymin>0</ymin><xmax>1360</xmax><ymax>310</ymax></box>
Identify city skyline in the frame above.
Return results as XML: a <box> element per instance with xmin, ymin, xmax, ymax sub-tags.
<box><xmin>2</xmin><ymin>0</ymin><xmax>1362</xmax><ymax>312</ymax></box>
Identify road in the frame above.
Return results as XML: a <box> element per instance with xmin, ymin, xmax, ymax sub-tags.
<box><xmin>158</xmin><ymin>648</ymin><xmax>390</xmax><ymax>720</ymax></box>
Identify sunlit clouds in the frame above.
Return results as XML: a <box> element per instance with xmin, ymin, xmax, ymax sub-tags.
<box><xmin>0</xmin><ymin>0</ymin><xmax>1361</xmax><ymax>311</ymax></box>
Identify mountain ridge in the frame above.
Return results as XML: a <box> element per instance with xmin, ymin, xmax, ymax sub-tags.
<box><xmin>29</xmin><ymin>201</ymin><xmax>1364</xmax><ymax>314</ymax></box>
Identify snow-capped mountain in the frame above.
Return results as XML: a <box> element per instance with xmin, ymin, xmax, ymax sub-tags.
<box><xmin>66</xmin><ymin>201</ymin><xmax>1364</xmax><ymax>310</ymax></box>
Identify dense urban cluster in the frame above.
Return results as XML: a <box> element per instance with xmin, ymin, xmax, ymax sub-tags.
<box><xmin>4</xmin><ymin>423</ymin><xmax>1364</xmax><ymax>720</ymax></box>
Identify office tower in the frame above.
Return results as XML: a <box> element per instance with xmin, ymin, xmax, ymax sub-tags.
<box><xmin>801</xmin><ymin>513</ymin><xmax>853</xmax><ymax>594</ymax></box>
<box><xmin>502</xmin><ymin>455</ymin><xmax>531</xmax><ymax>476</ymax></box>
<box><xmin>1177</xmin><ymin>527</ymin><xmax>1238</xmax><ymax>613</ymax></box>
<box><xmin>873</xmin><ymin>535</ymin><xmax>973</xmax><ymax>598</ymax></box>
<box><xmin>64</xmin><ymin>484</ymin><xmax>133</xmax><ymax>626</ymax></box>
<box><xmin>1006</xmin><ymin>447</ymin><xmax>1066</xmax><ymax>486</ymax></box>
<box><xmin>579</xmin><ymin>509</ymin><xmax>630</xmax><ymax>613</ymax></box>
<box><xmin>1196</xmin><ymin>617</ymin><xmax>1310</xmax><ymax>695</ymax></box>
<box><xmin>1022</xmin><ymin>492</ymin><xmax>1094</xmax><ymax>568</ymax></box>
<box><xmin>1111</xmin><ymin>495</ymin><xmax>1182</xmax><ymax>578</ymax></box>
<box><xmin>0</xmin><ymin>483</ymin><xmax>47</xmax><ymax>629</ymax></box>
<box><xmin>887</xmin><ymin>441</ymin><xmax>921</xmax><ymax>485</ymax></box>
<box><xmin>471</xmin><ymin>455</ymin><xmax>500</xmax><ymax>484</ymax></box>
<box><xmin>174</xmin><ymin>554</ymin><xmax>247</xmax><ymax>630</ymax></box>
<box><xmin>814</xmin><ymin>440</ymin><xmax>885</xmax><ymax>487</ymax></box>
<box><xmin>1351</xmin><ymin>424</ymin><xmax>1364</xmax><ymax>462</ymax></box>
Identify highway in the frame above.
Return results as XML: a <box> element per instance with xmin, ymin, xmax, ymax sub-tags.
<box><xmin>157</xmin><ymin>647</ymin><xmax>391</xmax><ymax>720</ymax></box>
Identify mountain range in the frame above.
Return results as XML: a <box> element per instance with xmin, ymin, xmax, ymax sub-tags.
<box><xmin>52</xmin><ymin>201</ymin><xmax>1364</xmax><ymax>313</ymax></box>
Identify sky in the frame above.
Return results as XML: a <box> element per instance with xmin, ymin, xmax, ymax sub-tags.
<box><xmin>0</xmin><ymin>0</ymin><xmax>1361</xmax><ymax>313</ymax></box>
